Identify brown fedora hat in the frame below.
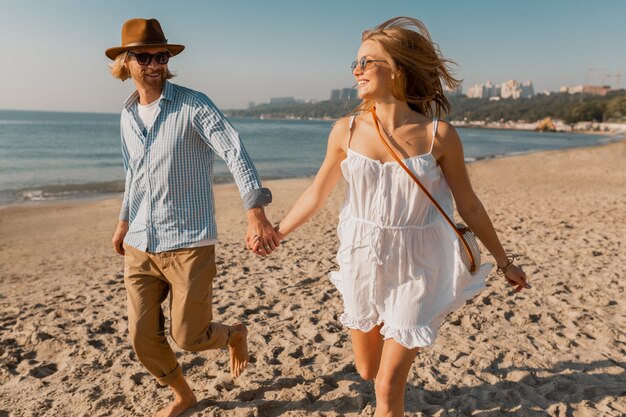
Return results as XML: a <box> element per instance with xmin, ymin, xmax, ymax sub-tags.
<box><xmin>105</xmin><ymin>18</ymin><xmax>185</xmax><ymax>60</ymax></box>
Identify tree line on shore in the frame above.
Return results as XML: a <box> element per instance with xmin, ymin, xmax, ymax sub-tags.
<box><xmin>226</xmin><ymin>90</ymin><xmax>626</xmax><ymax>124</ymax></box>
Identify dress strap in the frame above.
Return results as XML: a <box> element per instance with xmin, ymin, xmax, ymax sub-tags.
<box><xmin>347</xmin><ymin>115</ymin><xmax>356</xmax><ymax>148</ymax></box>
<box><xmin>429</xmin><ymin>117</ymin><xmax>439</xmax><ymax>154</ymax></box>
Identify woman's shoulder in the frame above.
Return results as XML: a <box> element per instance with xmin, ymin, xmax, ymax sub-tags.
<box><xmin>333</xmin><ymin>115</ymin><xmax>353</xmax><ymax>129</ymax></box>
<box><xmin>331</xmin><ymin>113</ymin><xmax>366</xmax><ymax>133</ymax></box>
<box><xmin>434</xmin><ymin>119</ymin><xmax>461</xmax><ymax>142</ymax></box>
<box><xmin>335</xmin><ymin>112</ymin><xmax>367</xmax><ymax>124</ymax></box>
<box><xmin>432</xmin><ymin>120</ymin><xmax>464</xmax><ymax>160</ymax></box>
<box><xmin>326</xmin><ymin>116</ymin><xmax>353</xmax><ymax>150</ymax></box>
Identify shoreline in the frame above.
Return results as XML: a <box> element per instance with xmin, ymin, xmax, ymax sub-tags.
<box><xmin>454</xmin><ymin>124</ymin><xmax>624</xmax><ymax>135</ymax></box>
<box><xmin>2</xmin><ymin>134</ymin><xmax>624</xmax><ymax>207</ymax></box>
<box><xmin>228</xmin><ymin>114</ymin><xmax>626</xmax><ymax>135</ymax></box>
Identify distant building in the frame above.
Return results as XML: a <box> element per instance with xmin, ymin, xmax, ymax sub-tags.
<box><xmin>467</xmin><ymin>80</ymin><xmax>534</xmax><ymax>99</ymax></box>
<box><xmin>247</xmin><ymin>101</ymin><xmax>255</xmax><ymax>109</ymax></box>
<box><xmin>329</xmin><ymin>87</ymin><xmax>357</xmax><ymax>101</ymax></box>
<box><xmin>501</xmin><ymin>80</ymin><xmax>534</xmax><ymax>99</ymax></box>
<box><xmin>444</xmin><ymin>84</ymin><xmax>463</xmax><ymax>97</ymax></box>
<box><xmin>500</xmin><ymin>81</ymin><xmax>515</xmax><ymax>99</ymax></box>
<box><xmin>269</xmin><ymin>97</ymin><xmax>297</xmax><ymax>104</ymax></box>
<box><xmin>520</xmin><ymin>81</ymin><xmax>534</xmax><ymax>98</ymax></box>
<box><xmin>559</xmin><ymin>85</ymin><xmax>610</xmax><ymax>96</ymax></box>
<box><xmin>340</xmin><ymin>87</ymin><xmax>358</xmax><ymax>100</ymax></box>
<box><xmin>467</xmin><ymin>81</ymin><xmax>500</xmax><ymax>99</ymax></box>
<box><xmin>466</xmin><ymin>84</ymin><xmax>481</xmax><ymax>98</ymax></box>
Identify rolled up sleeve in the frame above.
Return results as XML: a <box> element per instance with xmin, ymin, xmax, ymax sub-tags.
<box><xmin>242</xmin><ymin>187</ymin><xmax>272</xmax><ymax>210</ymax></box>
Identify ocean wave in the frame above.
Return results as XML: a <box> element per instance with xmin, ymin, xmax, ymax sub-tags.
<box><xmin>2</xmin><ymin>181</ymin><xmax>126</xmax><ymax>204</ymax></box>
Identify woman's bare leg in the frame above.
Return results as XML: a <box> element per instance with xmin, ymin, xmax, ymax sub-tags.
<box><xmin>350</xmin><ymin>324</ymin><xmax>384</xmax><ymax>381</ymax></box>
<box><xmin>372</xmin><ymin>338</ymin><xmax>419</xmax><ymax>417</ymax></box>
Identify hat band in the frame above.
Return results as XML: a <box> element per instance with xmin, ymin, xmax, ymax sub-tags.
<box><xmin>123</xmin><ymin>39</ymin><xmax>169</xmax><ymax>48</ymax></box>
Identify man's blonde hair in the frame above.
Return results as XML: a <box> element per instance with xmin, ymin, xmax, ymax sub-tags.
<box><xmin>109</xmin><ymin>50</ymin><xmax>176</xmax><ymax>81</ymax></box>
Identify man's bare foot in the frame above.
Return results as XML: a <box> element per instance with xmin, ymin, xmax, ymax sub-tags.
<box><xmin>228</xmin><ymin>323</ymin><xmax>249</xmax><ymax>379</ymax></box>
<box><xmin>154</xmin><ymin>373</ymin><xmax>197</xmax><ymax>417</ymax></box>
<box><xmin>153</xmin><ymin>394</ymin><xmax>197</xmax><ymax>417</ymax></box>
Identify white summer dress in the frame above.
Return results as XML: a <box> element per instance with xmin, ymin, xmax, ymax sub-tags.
<box><xmin>329</xmin><ymin>116</ymin><xmax>492</xmax><ymax>348</ymax></box>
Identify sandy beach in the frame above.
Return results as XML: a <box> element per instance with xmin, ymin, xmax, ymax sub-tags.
<box><xmin>1</xmin><ymin>140</ymin><xmax>625</xmax><ymax>417</ymax></box>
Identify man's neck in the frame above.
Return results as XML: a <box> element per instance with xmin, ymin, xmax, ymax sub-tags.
<box><xmin>134</xmin><ymin>82</ymin><xmax>165</xmax><ymax>105</ymax></box>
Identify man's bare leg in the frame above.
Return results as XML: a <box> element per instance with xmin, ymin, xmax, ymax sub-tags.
<box><xmin>154</xmin><ymin>373</ymin><xmax>197</xmax><ymax>417</ymax></box>
<box><xmin>228</xmin><ymin>323</ymin><xmax>249</xmax><ymax>379</ymax></box>
<box><xmin>152</xmin><ymin>324</ymin><xmax>246</xmax><ymax>416</ymax></box>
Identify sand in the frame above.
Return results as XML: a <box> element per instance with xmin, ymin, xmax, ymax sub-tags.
<box><xmin>1</xmin><ymin>141</ymin><xmax>625</xmax><ymax>416</ymax></box>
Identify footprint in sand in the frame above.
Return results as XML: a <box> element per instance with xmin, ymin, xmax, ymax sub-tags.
<box><xmin>29</xmin><ymin>363</ymin><xmax>58</xmax><ymax>378</ymax></box>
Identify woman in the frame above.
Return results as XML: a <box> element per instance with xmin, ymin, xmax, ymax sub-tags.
<box><xmin>254</xmin><ymin>17</ymin><xmax>529</xmax><ymax>416</ymax></box>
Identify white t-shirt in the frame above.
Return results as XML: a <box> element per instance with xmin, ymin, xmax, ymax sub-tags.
<box><xmin>137</xmin><ymin>98</ymin><xmax>160</xmax><ymax>131</ymax></box>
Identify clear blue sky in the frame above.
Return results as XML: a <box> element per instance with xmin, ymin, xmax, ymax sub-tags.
<box><xmin>1</xmin><ymin>0</ymin><xmax>625</xmax><ymax>113</ymax></box>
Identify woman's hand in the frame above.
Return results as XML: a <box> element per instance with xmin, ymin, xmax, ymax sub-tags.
<box><xmin>503</xmin><ymin>264</ymin><xmax>530</xmax><ymax>293</ymax></box>
<box><xmin>246</xmin><ymin>207</ymin><xmax>280</xmax><ymax>257</ymax></box>
<box><xmin>274</xmin><ymin>225</ymin><xmax>285</xmax><ymax>241</ymax></box>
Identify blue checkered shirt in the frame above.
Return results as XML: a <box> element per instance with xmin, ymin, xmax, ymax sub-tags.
<box><xmin>119</xmin><ymin>81</ymin><xmax>271</xmax><ymax>253</ymax></box>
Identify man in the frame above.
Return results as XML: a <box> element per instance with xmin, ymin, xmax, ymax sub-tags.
<box><xmin>106</xmin><ymin>18</ymin><xmax>279</xmax><ymax>417</ymax></box>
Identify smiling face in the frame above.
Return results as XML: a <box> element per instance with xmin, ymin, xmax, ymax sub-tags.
<box><xmin>353</xmin><ymin>40</ymin><xmax>394</xmax><ymax>101</ymax></box>
<box><xmin>125</xmin><ymin>46</ymin><xmax>170</xmax><ymax>92</ymax></box>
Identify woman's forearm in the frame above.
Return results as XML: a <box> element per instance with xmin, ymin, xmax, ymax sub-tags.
<box><xmin>278</xmin><ymin>185</ymin><xmax>326</xmax><ymax>237</ymax></box>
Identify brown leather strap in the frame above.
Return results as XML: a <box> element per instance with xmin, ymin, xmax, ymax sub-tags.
<box><xmin>370</xmin><ymin>108</ymin><xmax>476</xmax><ymax>271</ymax></box>
<box><xmin>347</xmin><ymin>115</ymin><xmax>356</xmax><ymax>148</ymax></box>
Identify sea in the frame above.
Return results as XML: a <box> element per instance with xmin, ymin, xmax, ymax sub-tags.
<box><xmin>0</xmin><ymin>109</ymin><xmax>619</xmax><ymax>204</ymax></box>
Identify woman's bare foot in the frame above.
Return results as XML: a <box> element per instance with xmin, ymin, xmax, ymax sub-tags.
<box><xmin>228</xmin><ymin>323</ymin><xmax>249</xmax><ymax>379</ymax></box>
<box><xmin>154</xmin><ymin>374</ymin><xmax>197</xmax><ymax>417</ymax></box>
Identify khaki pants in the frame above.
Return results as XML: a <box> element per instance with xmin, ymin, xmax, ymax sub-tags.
<box><xmin>123</xmin><ymin>244</ymin><xmax>230</xmax><ymax>386</ymax></box>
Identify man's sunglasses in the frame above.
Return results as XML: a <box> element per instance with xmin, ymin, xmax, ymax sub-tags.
<box><xmin>351</xmin><ymin>57</ymin><xmax>387</xmax><ymax>73</ymax></box>
<box><xmin>127</xmin><ymin>51</ymin><xmax>171</xmax><ymax>66</ymax></box>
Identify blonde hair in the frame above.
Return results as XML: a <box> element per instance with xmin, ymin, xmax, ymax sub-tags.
<box><xmin>109</xmin><ymin>50</ymin><xmax>176</xmax><ymax>81</ymax></box>
<box><xmin>354</xmin><ymin>17</ymin><xmax>461</xmax><ymax>118</ymax></box>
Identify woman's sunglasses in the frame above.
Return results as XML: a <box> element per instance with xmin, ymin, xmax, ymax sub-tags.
<box><xmin>351</xmin><ymin>57</ymin><xmax>387</xmax><ymax>73</ymax></box>
<box><xmin>127</xmin><ymin>51</ymin><xmax>171</xmax><ymax>66</ymax></box>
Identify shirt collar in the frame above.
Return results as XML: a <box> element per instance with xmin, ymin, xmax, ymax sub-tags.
<box><xmin>161</xmin><ymin>80</ymin><xmax>174</xmax><ymax>102</ymax></box>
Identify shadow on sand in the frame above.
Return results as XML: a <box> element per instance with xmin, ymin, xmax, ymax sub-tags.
<box><xmin>184</xmin><ymin>358</ymin><xmax>625</xmax><ymax>416</ymax></box>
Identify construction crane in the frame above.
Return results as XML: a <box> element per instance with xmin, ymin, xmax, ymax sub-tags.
<box><xmin>585</xmin><ymin>67</ymin><xmax>622</xmax><ymax>88</ymax></box>
<box><xmin>580</xmin><ymin>67</ymin><xmax>622</xmax><ymax>102</ymax></box>
<box><xmin>585</xmin><ymin>67</ymin><xmax>610</xmax><ymax>86</ymax></box>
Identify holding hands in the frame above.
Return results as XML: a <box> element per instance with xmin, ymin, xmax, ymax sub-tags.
<box><xmin>245</xmin><ymin>207</ymin><xmax>281</xmax><ymax>256</ymax></box>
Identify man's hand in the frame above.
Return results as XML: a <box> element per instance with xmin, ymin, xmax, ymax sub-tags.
<box><xmin>246</xmin><ymin>207</ymin><xmax>280</xmax><ymax>256</ymax></box>
<box><xmin>112</xmin><ymin>221</ymin><xmax>129</xmax><ymax>256</ymax></box>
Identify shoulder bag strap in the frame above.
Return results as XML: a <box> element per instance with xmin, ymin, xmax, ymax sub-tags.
<box><xmin>370</xmin><ymin>107</ymin><xmax>476</xmax><ymax>270</ymax></box>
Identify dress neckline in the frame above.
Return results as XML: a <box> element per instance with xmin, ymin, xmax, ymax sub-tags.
<box><xmin>347</xmin><ymin>148</ymin><xmax>436</xmax><ymax>165</ymax></box>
